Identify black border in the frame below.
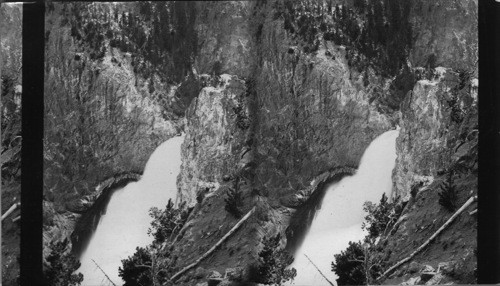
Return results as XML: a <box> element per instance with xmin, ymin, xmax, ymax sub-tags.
<box><xmin>478</xmin><ymin>0</ymin><xmax>500</xmax><ymax>283</ymax></box>
<box><xmin>21</xmin><ymin>2</ymin><xmax>45</xmax><ymax>286</ymax></box>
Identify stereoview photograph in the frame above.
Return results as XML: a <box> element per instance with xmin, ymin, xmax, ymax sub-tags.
<box><xmin>40</xmin><ymin>1</ymin><xmax>477</xmax><ymax>285</ymax></box>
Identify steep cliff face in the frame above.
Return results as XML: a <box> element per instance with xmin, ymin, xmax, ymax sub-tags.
<box><xmin>393</xmin><ymin>68</ymin><xmax>477</xmax><ymax>201</ymax></box>
<box><xmin>178</xmin><ymin>75</ymin><xmax>250</xmax><ymax>205</ymax></box>
<box><xmin>252</xmin><ymin>19</ymin><xmax>393</xmax><ymax>201</ymax></box>
<box><xmin>385</xmin><ymin>68</ymin><xmax>477</xmax><ymax>284</ymax></box>
<box><xmin>43</xmin><ymin>2</ymin><xmax>178</xmax><ymax>260</ymax></box>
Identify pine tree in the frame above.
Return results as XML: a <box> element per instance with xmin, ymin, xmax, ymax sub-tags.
<box><xmin>44</xmin><ymin>240</ymin><xmax>84</xmax><ymax>286</ymax></box>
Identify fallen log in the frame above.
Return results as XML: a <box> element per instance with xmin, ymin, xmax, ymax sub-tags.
<box><xmin>12</xmin><ymin>215</ymin><xmax>21</xmax><ymax>223</ymax></box>
<box><xmin>376</xmin><ymin>195</ymin><xmax>477</xmax><ymax>282</ymax></box>
<box><xmin>2</xmin><ymin>202</ymin><xmax>20</xmax><ymax>221</ymax></box>
<box><xmin>168</xmin><ymin>206</ymin><xmax>256</xmax><ymax>282</ymax></box>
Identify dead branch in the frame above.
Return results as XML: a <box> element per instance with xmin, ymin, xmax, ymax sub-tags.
<box><xmin>376</xmin><ymin>195</ymin><xmax>477</xmax><ymax>282</ymax></box>
<box><xmin>2</xmin><ymin>202</ymin><xmax>20</xmax><ymax>221</ymax></box>
<box><xmin>168</xmin><ymin>207</ymin><xmax>256</xmax><ymax>283</ymax></box>
<box><xmin>304</xmin><ymin>254</ymin><xmax>335</xmax><ymax>286</ymax></box>
<box><xmin>91</xmin><ymin>259</ymin><xmax>117</xmax><ymax>286</ymax></box>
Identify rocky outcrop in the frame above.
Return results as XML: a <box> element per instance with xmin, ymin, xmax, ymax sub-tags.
<box><xmin>393</xmin><ymin>68</ymin><xmax>478</xmax><ymax>201</ymax></box>
<box><xmin>178</xmin><ymin>74</ymin><xmax>251</xmax><ymax>205</ymax></box>
<box><xmin>280</xmin><ymin>166</ymin><xmax>357</xmax><ymax>208</ymax></box>
<box><xmin>384</xmin><ymin>68</ymin><xmax>477</xmax><ymax>284</ymax></box>
<box><xmin>68</xmin><ymin>172</ymin><xmax>142</xmax><ymax>214</ymax></box>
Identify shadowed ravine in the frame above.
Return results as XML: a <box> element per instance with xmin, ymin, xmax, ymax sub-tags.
<box><xmin>77</xmin><ymin>135</ymin><xmax>184</xmax><ymax>285</ymax></box>
<box><xmin>289</xmin><ymin>130</ymin><xmax>399</xmax><ymax>286</ymax></box>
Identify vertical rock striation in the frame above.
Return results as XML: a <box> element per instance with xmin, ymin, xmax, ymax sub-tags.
<box><xmin>178</xmin><ymin>75</ymin><xmax>250</xmax><ymax>205</ymax></box>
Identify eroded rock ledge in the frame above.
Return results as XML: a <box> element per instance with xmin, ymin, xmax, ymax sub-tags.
<box><xmin>280</xmin><ymin>166</ymin><xmax>357</xmax><ymax>208</ymax></box>
<box><xmin>70</xmin><ymin>172</ymin><xmax>142</xmax><ymax>256</ymax></box>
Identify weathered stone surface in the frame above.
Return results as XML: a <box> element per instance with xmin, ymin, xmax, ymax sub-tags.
<box><xmin>178</xmin><ymin>75</ymin><xmax>249</xmax><ymax>205</ymax></box>
<box><xmin>280</xmin><ymin>166</ymin><xmax>356</xmax><ymax>208</ymax></box>
<box><xmin>393</xmin><ymin>68</ymin><xmax>477</xmax><ymax>200</ymax></box>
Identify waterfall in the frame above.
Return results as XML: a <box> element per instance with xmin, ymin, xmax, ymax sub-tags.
<box><xmin>78</xmin><ymin>135</ymin><xmax>184</xmax><ymax>285</ymax></box>
<box><xmin>289</xmin><ymin>130</ymin><xmax>399</xmax><ymax>286</ymax></box>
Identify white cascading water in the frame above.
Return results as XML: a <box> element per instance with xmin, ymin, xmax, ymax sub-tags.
<box><xmin>289</xmin><ymin>130</ymin><xmax>399</xmax><ymax>286</ymax></box>
<box><xmin>78</xmin><ymin>135</ymin><xmax>184</xmax><ymax>286</ymax></box>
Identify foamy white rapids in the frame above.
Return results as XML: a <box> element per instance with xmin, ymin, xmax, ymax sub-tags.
<box><xmin>78</xmin><ymin>135</ymin><xmax>184</xmax><ymax>285</ymax></box>
<box><xmin>289</xmin><ymin>130</ymin><xmax>399</xmax><ymax>286</ymax></box>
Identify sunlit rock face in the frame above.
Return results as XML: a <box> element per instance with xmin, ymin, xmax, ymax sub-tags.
<box><xmin>178</xmin><ymin>75</ymin><xmax>250</xmax><ymax>205</ymax></box>
<box><xmin>393</xmin><ymin>68</ymin><xmax>478</xmax><ymax>201</ymax></box>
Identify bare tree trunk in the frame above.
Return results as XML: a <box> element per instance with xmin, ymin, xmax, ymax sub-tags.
<box><xmin>304</xmin><ymin>254</ymin><xmax>335</xmax><ymax>286</ymax></box>
<box><xmin>2</xmin><ymin>203</ymin><xmax>20</xmax><ymax>221</ymax></box>
<box><xmin>376</xmin><ymin>195</ymin><xmax>477</xmax><ymax>282</ymax></box>
<box><xmin>168</xmin><ymin>207</ymin><xmax>256</xmax><ymax>283</ymax></box>
<box><xmin>91</xmin><ymin>259</ymin><xmax>117</xmax><ymax>286</ymax></box>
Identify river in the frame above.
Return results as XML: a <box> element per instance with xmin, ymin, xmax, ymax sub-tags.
<box><xmin>289</xmin><ymin>130</ymin><xmax>399</xmax><ymax>286</ymax></box>
<box><xmin>78</xmin><ymin>135</ymin><xmax>184</xmax><ymax>285</ymax></box>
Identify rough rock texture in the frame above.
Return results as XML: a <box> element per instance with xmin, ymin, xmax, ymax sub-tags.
<box><xmin>43</xmin><ymin>3</ymin><xmax>178</xmax><ymax>262</ymax></box>
<box><xmin>178</xmin><ymin>74</ymin><xmax>250</xmax><ymax>205</ymax></box>
<box><xmin>393</xmin><ymin>68</ymin><xmax>478</xmax><ymax>201</ymax></box>
<box><xmin>384</xmin><ymin>67</ymin><xmax>478</xmax><ymax>284</ymax></box>
<box><xmin>169</xmin><ymin>75</ymin><xmax>260</xmax><ymax>285</ymax></box>
<box><xmin>252</xmin><ymin>22</ymin><xmax>393</xmax><ymax>201</ymax></box>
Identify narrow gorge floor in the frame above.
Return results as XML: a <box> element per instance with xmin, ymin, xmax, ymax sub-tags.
<box><xmin>290</xmin><ymin>130</ymin><xmax>399</xmax><ymax>286</ymax></box>
<box><xmin>78</xmin><ymin>135</ymin><xmax>184</xmax><ymax>285</ymax></box>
